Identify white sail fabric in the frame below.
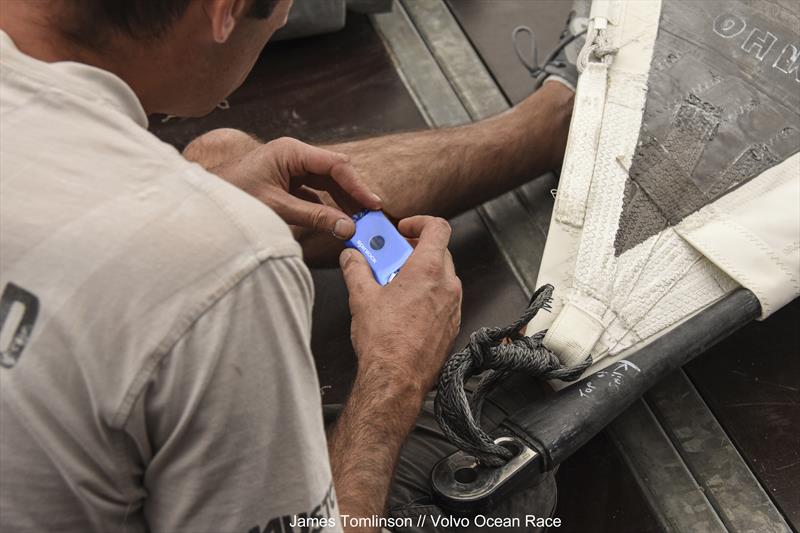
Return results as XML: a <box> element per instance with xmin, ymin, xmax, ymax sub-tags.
<box><xmin>526</xmin><ymin>0</ymin><xmax>800</xmax><ymax>374</ymax></box>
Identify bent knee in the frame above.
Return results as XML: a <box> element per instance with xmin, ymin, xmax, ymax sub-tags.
<box><xmin>182</xmin><ymin>128</ymin><xmax>259</xmax><ymax>168</ymax></box>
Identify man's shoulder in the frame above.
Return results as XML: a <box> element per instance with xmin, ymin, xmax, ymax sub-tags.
<box><xmin>133</xmin><ymin>132</ymin><xmax>299</xmax><ymax>261</ymax></box>
<box><xmin>1</xmin><ymin>124</ymin><xmax>309</xmax><ymax>427</ymax></box>
<box><xmin>2</xmin><ymin>53</ymin><xmax>296</xmax><ymax>264</ymax></box>
<box><xmin>158</xmin><ymin>154</ymin><xmax>301</xmax><ymax>263</ymax></box>
<box><xmin>8</xmin><ymin>114</ymin><xmax>296</xmax><ymax>264</ymax></box>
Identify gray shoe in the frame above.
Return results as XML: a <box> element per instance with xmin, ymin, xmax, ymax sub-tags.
<box><xmin>513</xmin><ymin>1</ymin><xmax>590</xmax><ymax>91</ymax></box>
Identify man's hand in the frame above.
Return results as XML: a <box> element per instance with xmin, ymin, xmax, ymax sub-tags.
<box><xmin>330</xmin><ymin>216</ymin><xmax>462</xmax><ymax>529</ymax></box>
<box><xmin>340</xmin><ymin>215</ymin><xmax>462</xmax><ymax>394</ymax></box>
<box><xmin>211</xmin><ymin>136</ymin><xmax>382</xmax><ymax>239</ymax></box>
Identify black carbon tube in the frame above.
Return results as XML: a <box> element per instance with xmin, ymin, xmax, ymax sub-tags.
<box><xmin>499</xmin><ymin>288</ymin><xmax>761</xmax><ymax>471</ymax></box>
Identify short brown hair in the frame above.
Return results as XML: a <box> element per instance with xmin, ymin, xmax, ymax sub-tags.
<box><xmin>59</xmin><ymin>0</ymin><xmax>278</xmax><ymax>48</ymax></box>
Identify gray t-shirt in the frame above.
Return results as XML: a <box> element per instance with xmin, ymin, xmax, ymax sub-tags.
<box><xmin>0</xmin><ymin>31</ymin><xmax>340</xmax><ymax>533</ymax></box>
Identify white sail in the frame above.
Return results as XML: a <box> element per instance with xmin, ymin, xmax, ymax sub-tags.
<box><xmin>527</xmin><ymin>0</ymin><xmax>800</xmax><ymax>376</ymax></box>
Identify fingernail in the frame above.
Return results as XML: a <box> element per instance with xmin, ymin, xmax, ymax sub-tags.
<box><xmin>336</xmin><ymin>152</ymin><xmax>350</xmax><ymax>162</ymax></box>
<box><xmin>332</xmin><ymin>219</ymin><xmax>349</xmax><ymax>240</ymax></box>
<box><xmin>371</xmin><ymin>193</ymin><xmax>382</xmax><ymax>205</ymax></box>
<box><xmin>339</xmin><ymin>249</ymin><xmax>354</xmax><ymax>268</ymax></box>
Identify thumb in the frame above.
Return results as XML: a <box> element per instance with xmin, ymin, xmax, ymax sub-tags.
<box><xmin>272</xmin><ymin>193</ymin><xmax>356</xmax><ymax>239</ymax></box>
<box><xmin>340</xmin><ymin>248</ymin><xmax>378</xmax><ymax>298</ymax></box>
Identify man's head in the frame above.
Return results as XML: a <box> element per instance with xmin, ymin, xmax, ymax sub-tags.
<box><xmin>1</xmin><ymin>0</ymin><xmax>293</xmax><ymax>116</ymax></box>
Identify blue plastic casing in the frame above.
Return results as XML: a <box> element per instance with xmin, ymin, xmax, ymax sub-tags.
<box><xmin>345</xmin><ymin>210</ymin><xmax>413</xmax><ymax>285</ymax></box>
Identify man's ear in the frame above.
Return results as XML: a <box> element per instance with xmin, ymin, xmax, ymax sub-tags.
<box><xmin>205</xmin><ymin>0</ymin><xmax>250</xmax><ymax>43</ymax></box>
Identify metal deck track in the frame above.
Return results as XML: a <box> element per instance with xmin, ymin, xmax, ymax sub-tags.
<box><xmin>370</xmin><ymin>1</ymin><xmax>791</xmax><ymax>531</ymax></box>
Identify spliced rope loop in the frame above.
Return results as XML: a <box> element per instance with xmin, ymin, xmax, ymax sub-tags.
<box><xmin>434</xmin><ymin>285</ymin><xmax>591</xmax><ymax>467</ymax></box>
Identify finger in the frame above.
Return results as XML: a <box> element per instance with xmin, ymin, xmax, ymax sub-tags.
<box><xmin>298</xmin><ymin>174</ymin><xmax>361</xmax><ymax>214</ymax></box>
<box><xmin>444</xmin><ymin>249</ymin><xmax>457</xmax><ymax>278</ymax></box>
<box><xmin>292</xmin><ymin>185</ymin><xmax>325</xmax><ymax>206</ymax></box>
<box><xmin>271</xmin><ymin>191</ymin><xmax>356</xmax><ymax>239</ymax></box>
<box><xmin>328</xmin><ymin>156</ymin><xmax>383</xmax><ymax>211</ymax></box>
<box><xmin>340</xmin><ymin>248</ymin><xmax>379</xmax><ymax>298</ymax></box>
<box><xmin>397</xmin><ymin>216</ymin><xmax>435</xmax><ymax>239</ymax></box>
<box><xmin>269</xmin><ymin>137</ymin><xmax>382</xmax><ymax>210</ymax></box>
<box><xmin>398</xmin><ymin>216</ymin><xmax>452</xmax><ymax>254</ymax></box>
<box><xmin>286</xmin><ymin>185</ymin><xmax>356</xmax><ymax>240</ymax></box>
<box><xmin>440</xmin><ymin>249</ymin><xmax>459</xmax><ymax>296</ymax></box>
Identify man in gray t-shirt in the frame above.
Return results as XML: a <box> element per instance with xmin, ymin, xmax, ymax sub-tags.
<box><xmin>0</xmin><ymin>1</ymin><xmax>574</xmax><ymax>531</ymax></box>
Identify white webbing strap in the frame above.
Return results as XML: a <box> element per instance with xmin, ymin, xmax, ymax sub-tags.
<box><xmin>553</xmin><ymin>61</ymin><xmax>609</xmax><ymax>228</ymax></box>
<box><xmin>543</xmin><ymin>302</ymin><xmax>605</xmax><ymax>367</ymax></box>
<box><xmin>590</xmin><ymin>0</ymin><xmax>612</xmax><ymax>22</ymax></box>
<box><xmin>545</xmin><ymin>0</ymin><xmax>662</xmax><ymax>368</ymax></box>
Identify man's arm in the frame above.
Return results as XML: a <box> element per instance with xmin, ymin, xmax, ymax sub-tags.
<box><xmin>182</xmin><ymin>134</ymin><xmax>462</xmax><ymax>524</ymax></box>
<box><xmin>184</xmin><ymin>82</ymin><xmax>574</xmax><ymax>265</ymax></box>
<box><xmin>327</xmin><ymin>369</ymin><xmax>424</xmax><ymax>521</ymax></box>
<box><xmin>329</xmin><ymin>216</ymin><xmax>462</xmax><ymax>526</ymax></box>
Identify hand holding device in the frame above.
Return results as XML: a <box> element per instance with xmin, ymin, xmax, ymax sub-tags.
<box><xmin>340</xmin><ymin>216</ymin><xmax>462</xmax><ymax>395</ymax></box>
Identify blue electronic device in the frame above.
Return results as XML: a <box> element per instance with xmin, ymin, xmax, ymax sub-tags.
<box><xmin>345</xmin><ymin>210</ymin><xmax>413</xmax><ymax>285</ymax></box>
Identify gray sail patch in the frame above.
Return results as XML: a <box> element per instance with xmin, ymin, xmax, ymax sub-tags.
<box><xmin>663</xmin><ymin>94</ymin><xmax>722</xmax><ymax>178</ymax></box>
<box><xmin>613</xmin><ymin>0</ymin><xmax>800</xmax><ymax>257</ymax></box>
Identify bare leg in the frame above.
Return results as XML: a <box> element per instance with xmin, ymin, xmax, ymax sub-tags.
<box><xmin>329</xmin><ymin>82</ymin><xmax>571</xmax><ymax>218</ymax></box>
<box><xmin>184</xmin><ymin>82</ymin><xmax>574</xmax><ymax>265</ymax></box>
<box><xmin>183</xmin><ymin>127</ymin><xmax>261</xmax><ymax>168</ymax></box>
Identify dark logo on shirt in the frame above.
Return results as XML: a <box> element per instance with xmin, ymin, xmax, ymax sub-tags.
<box><xmin>0</xmin><ymin>283</ymin><xmax>39</xmax><ymax>369</ymax></box>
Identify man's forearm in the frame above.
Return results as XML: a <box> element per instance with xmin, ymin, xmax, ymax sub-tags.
<box><xmin>328</xmin><ymin>369</ymin><xmax>424</xmax><ymax>530</ymax></box>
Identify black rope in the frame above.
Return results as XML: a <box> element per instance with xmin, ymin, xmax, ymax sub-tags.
<box><xmin>434</xmin><ymin>285</ymin><xmax>592</xmax><ymax>467</ymax></box>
